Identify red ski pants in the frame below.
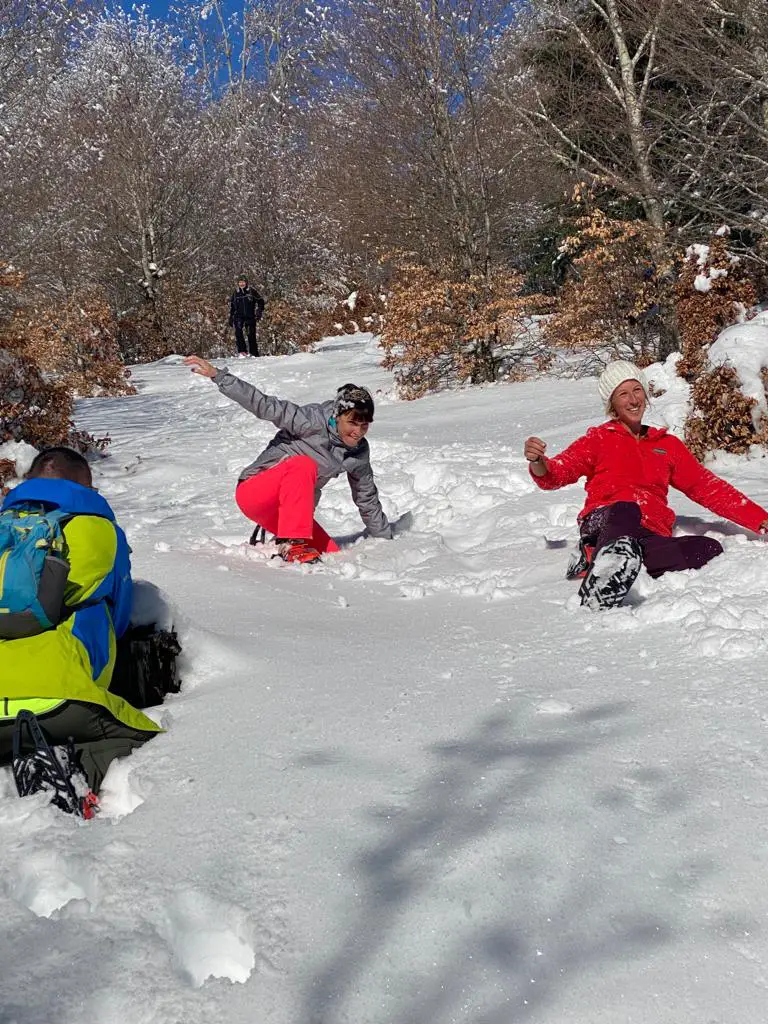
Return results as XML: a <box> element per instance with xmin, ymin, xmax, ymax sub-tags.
<box><xmin>235</xmin><ymin>455</ymin><xmax>340</xmax><ymax>553</ymax></box>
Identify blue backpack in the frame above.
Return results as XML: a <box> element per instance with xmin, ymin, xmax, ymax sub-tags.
<box><xmin>0</xmin><ymin>505</ymin><xmax>71</xmax><ymax>640</ymax></box>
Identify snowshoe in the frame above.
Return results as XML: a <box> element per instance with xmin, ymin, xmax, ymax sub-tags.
<box><xmin>566</xmin><ymin>539</ymin><xmax>595</xmax><ymax>580</ymax></box>
<box><xmin>12</xmin><ymin>711</ymin><xmax>98</xmax><ymax>819</ymax></box>
<box><xmin>578</xmin><ymin>536</ymin><xmax>643</xmax><ymax>611</ymax></box>
<box><xmin>274</xmin><ymin>538</ymin><xmax>322</xmax><ymax>564</ymax></box>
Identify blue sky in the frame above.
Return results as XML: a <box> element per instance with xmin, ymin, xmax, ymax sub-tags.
<box><xmin>120</xmin><ymin>1</ymin><xmax>176</xmax><ymax>17</ymax></box>
<box><xmin>117</xmin><ymin>2</ymin><xmax>240</xmax><ymax>20</ymax></box>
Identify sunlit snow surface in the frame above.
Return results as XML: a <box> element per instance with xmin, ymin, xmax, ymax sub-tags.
<box><xmin>2</xmin><ymin>334</ymin><xmax>768</xmax><ymax>1023</ymax></box>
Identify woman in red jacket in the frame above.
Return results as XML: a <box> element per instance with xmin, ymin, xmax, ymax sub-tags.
<box><xmin>524</xmin><ymin>360</ymin><xmax>768</xmax><ymax>610</ymax></box>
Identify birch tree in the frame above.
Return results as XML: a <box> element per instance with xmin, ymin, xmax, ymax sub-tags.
<box><xmin>506</xmin><ymin>0</ymin><xmax>675</xmax><ymax>231</ymax></box>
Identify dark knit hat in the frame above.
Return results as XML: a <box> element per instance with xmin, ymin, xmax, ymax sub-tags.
<box><xmin>237</xmin><ymin>273</ymin><xmax>248</xmax><ymax>283</ymax></box>
<box><xmin>333</xmin><ymin>383</ymin><xmax>374</xmax><ymax>422</ymax></box>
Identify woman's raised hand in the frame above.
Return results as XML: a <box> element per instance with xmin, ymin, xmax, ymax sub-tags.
<box><xmin>184</xmin><ymin>355</ymin><xmax>218</xmax><ymax>378</ymax></box>
<box><xmin>524</xmin><ymin>436</ymin><xmax>547</xmax><ymax>463</ymax></box>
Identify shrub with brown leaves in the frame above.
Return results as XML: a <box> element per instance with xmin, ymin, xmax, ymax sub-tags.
<box><xmin>258</xmin><ymin>298</ymin><xmax>323</xmax><ymax>355</ymax></box>
<box><xmin>380</xmin><ymin>256</ymin><xmax>552</xmax><ymax>399</ymax></box>
<box><xmin>0</xmin><ymin>459</ymin><xmax>17</xmax><ymax>491</ymax></box>
<box><xmin>675</xmin><ymin>236</ymin><xmax>757</xmax><ymax>380</ymax></box>
<box><xmin>676</xmin><ymin>234</ymin><xmax>767</xmax><ymax>459</ymax></box>
<box><xmin>258</xmin><ymin>284</ymin><xmax>385</xmax><ymax>356</ymax></box>
<box><xmin>542</xmin><ymin>187</ymin><xmax>673</xmax><ymax>363</ymax></box>
<box><xmin>0</xmin><ymin>348</ymin><xmax>73</xmax><ymax>450</ymax></box>
<box><xmin>117</xmin><ymin>281</ymin><xmax>237</xmax><ymax>366</ymax></box>
<box><xmin>0</xmin><ymin>270</ymin><xmax>114</xmax><ymax>480</ymax></box>
<box><xmin>684</xmin><ymin>365</ymin><xmax>759</xmax><ymax>461</ymax></box>
<box><xmin>6</xmin><ymin>288</ymin><xmax>135</xmax><ymax>398</ymax></box>
<box><xmin>0</xmin><ymin>263</ymin><xmax>25</xmax><ymax>324</ymax></box>
<box><xmin>116</xmin><ymin>280</ymin><xmax>385</xmax><ymax>363</ymax></box>
<box><xmin>324</xmin><ymin>286</ymin><xmax>385</xmax><ymax>336</ymax></box>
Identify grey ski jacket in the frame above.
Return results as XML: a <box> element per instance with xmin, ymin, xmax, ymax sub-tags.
<box><xmin>214</xmin><ymin>369</ymin><xmax>392</xmax><ymax>538</ymax></box>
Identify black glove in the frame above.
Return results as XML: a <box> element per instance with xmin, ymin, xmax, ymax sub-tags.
<box><xmin>391</xmin><ymin>511</ymin><xmax>413</xmax><ymax>537</ymax></box>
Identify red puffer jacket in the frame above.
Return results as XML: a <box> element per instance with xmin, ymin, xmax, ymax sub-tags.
<box><xmin>532</xmin><ymin>421</ymin><xmax>767</xmax><ymax>537</ymax></box>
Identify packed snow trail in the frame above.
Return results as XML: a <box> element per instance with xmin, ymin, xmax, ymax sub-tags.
<box><xmin>2</xmin><ymin>335</ymin><xmax>768</xmax><ymax>1023</ymax></box>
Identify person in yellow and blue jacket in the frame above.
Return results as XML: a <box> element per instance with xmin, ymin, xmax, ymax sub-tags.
<box><xmin>0</xmin><ymin>447</ymin><xmax>162</xmax><ymax>799</ymax></box>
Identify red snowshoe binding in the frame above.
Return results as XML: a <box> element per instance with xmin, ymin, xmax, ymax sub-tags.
<box><xmin>566</xmin><ymin>538</ymin><xmax>595</xmax><ymax>580</ymax></box>
<box><xmin>275</xmin><ymin>538</ymin><xmax>322</xmax><ymax>565</ymax></box>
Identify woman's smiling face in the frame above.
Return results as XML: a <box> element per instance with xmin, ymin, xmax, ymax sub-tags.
<box><xmin>337</xmin><ymin>410</ymin><xmax>370</xmax><ymax>447</ymax></box>
<box><xmin>610</xmin><ymin>379</ymin><xmax>647</xmax><ymax>432</ymax></box>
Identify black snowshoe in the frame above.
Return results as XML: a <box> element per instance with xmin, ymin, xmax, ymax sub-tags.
<box><xmin>578</xmin><ymin>536</ymin><xmax>643</xmax><ymax>611</ymax></box>
<box><xmin>12</xmin><ymin>710</ymin><xmax>98</xmax><ymax>819</ymax></box>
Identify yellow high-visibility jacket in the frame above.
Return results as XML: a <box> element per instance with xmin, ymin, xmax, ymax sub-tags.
<box><xmin>0</xmin><ymin>478</ymin><xmax>161</xmax><ymax>734</ymax></box>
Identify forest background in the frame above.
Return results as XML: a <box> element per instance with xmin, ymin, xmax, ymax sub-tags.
<box><xmin>4</xmin><ymin>0</ymin><xmax>768</xmax><ymax>478</ymax></box>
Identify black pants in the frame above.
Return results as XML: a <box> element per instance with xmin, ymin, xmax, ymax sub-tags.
<box><xmin>234</xmin><ymin>319</ymin><xmax>259</xmax><ymax>356</ymax></box>
<box><xmin>0</xmin><ymin>701</ymin><xmax>156</xmax><ymax>793</ymax></box>
<box><xmin>580</xmin><ymin>502</ymin><xmax>723</xmax><ymax>578</ymax></box>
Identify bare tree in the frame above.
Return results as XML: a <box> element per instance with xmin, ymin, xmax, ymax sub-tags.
<box><xmin>0</xmin><ymin>0</ymin><xmax>102</xmax><ymax>272</ymax></box>
<box><xmin>42</xmin><ymin>10</ymin><xmax>225</xmax><ymax>314</ymax></box>
<box><xmin>318</xmin><ymin>0</ymin><xmax>524</xmax><ymax>280</ymax></box>
<box><xmin>176</xmin><ymin>0</ymin><xmax>335</xmax><ymax>115</ymax></box>
<box><xmin>173</xmin><ymin>0</ymin><xmax>344</xmax><ymax>302</ymax></box>
<box><xmin>658</xmin><ymin>0</ymin><xmax>768</xmax><ymax>239</ymax></box>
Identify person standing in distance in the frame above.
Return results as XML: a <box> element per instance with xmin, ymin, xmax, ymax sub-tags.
<box><xmin>229</xmin><ymin>274</ymin><xmax>265</xmax><ymax>358</ymax></box>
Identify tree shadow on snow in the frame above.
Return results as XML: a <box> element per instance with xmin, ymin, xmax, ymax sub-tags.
<box><xmin>300</xmin><ymin>704</ymin><xmax>700</xmax><ymax>1024</ymax></box>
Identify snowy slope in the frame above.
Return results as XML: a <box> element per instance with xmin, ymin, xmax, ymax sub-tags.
<box><xmin>3</xmin><ymin>334</ymin><xmax>768</xmax><ymax>1024</ymax></box>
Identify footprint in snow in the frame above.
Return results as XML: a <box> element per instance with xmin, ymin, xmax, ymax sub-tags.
<box><xmin>158</xmin><ymin>888</ymin><xmax>256</xmax><ymax>988</ymax></box>
<box><xmin>536</xmin><ymin>698</ymin><xmax>575</xmax><ymax>715</ymax></box>
<box><xmin>8</xmin><ymin>849</ymin><xmax>98</xmax><ymax>918</ymax></box>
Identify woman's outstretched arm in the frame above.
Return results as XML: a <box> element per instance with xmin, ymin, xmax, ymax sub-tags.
<box><xmin>668</xmin><ymin>435</ymin><xmax>768</xmax><ymax>533</ymax></box>
<box><xmin>184</xmin><ymin>355</ymin><xmax>313</xmax><ymax>435</ymax></box>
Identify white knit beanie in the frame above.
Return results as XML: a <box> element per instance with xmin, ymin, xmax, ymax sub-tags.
<box><xmin>597</xmin><ymin>360</ymin><xmax>648</xmax><ymax>413</ymax></box>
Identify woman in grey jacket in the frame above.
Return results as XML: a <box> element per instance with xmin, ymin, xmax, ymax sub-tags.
<box><xmin>185</xmin><ymin>355</ymin><xmax>392</xmax><ymax>563</ymax></box>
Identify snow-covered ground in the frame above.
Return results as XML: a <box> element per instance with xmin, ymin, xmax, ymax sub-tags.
<box><xmin>3</xmin><ymin>334</ymin><xmax>768</xmax><ymax>1024</ymax></box>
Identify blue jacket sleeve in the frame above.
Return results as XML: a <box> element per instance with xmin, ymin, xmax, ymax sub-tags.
<box><xmin>110</xmin><ymin>525</ymin><xmax>133</xmax><ymax>638</ymax></box>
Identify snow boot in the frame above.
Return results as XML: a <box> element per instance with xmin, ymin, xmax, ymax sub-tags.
<box><xmin>566</xmin><ymin>538</ymin><xmax>595</xmax><ymax>580</ymax></box>
<box><xmin>275</xmin><ymin>538</ymin><xmax>322</xmax><ymax>564</ymax></box>
<box><xmin>578</xmin><ymin>536</ymin><xmax>642</xmax><ymax>611</ymax></box>
<box><xmin>12</xmin><ymin>711</ymin><xmax>98</xmax><ymax>819</ymax></box>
